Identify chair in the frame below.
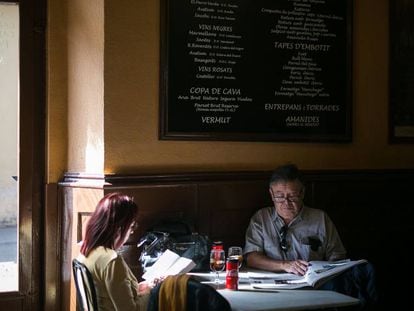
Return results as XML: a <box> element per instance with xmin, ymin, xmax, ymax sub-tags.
<box><xmin>147</xmin><ymin>275</ymin><xmax>231</xmax><ymax>311</ymax></box>
<box><xmin>72</xmin><ymin>258</ymin><xmax>99</xmax><ymax>311</ymax></box>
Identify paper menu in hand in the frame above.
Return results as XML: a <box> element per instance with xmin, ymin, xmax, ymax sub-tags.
<box><xmin>142</xmin><ymin>249</ymin><xmax>196</xmax><ymax>281</ymax></box>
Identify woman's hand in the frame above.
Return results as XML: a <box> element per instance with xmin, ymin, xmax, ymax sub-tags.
<box><xmin>137</xmin><ymin>277</ymin><xmax>165</xmax><ymax>295</ymax></box>
<box><xmin>151</xmin><ymin>276</ymin><xmax>165</xmax><ymax>287</ymax></box>
<box><xmin>283</xmin><ymin>260</ymin><xmax>309</xmax><ymax>276</ymax></box>
<box><xmin>137</xmin><ymin>281</ymin><xmax>152</xmax><ymax>295</ymax></box>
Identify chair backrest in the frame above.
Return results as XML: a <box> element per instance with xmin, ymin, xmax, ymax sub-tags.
<box><xmin>72</xmin><ymin>258</ymin><xmax>99</xmax><ymax>311</ymax></box>
<box><xmin>147</xmin><ymin>276</ymin><xmax>231</xmax><ymax>311</ymax></box>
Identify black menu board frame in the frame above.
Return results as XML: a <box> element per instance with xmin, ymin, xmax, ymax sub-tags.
<box><xmin>389</xmin><ymin>0</ymin><xmax>414</xmax><ymax>143</ymax></box>
<box><xmin>159</xmin><ymin>0</ymin><xmax>353</xmax><ymax>142</ymax></box>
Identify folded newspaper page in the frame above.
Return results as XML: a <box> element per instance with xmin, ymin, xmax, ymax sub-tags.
<box><xmin>250</xmin><ymin>259</ymin><xmax>367</xmax><ymax>290</ymax></box>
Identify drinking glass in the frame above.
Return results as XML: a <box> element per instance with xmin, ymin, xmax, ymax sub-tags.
<box><xmin>228</xmin><ymin>246</ymin><xmax>243</xmax><ymax>269</ymax></box>
<box><xmin>210</xmin><ymin>249</ymin><xmax>225</xmax><ymax>284</ymax></box>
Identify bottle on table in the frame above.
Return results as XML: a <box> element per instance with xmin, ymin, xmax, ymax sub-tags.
<box><xmin>212</xmin><ymin>240</ymin><xmax>224</xmax><ymax>250</ymax></box>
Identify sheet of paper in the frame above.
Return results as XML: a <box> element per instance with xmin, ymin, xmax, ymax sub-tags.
<box><xmin>251</xmin><ymin>282</ymin><xmax>309</xmax><ymax>290</ymax></box>
<box><xmin>247</xmin><ymin>271</ymin><xmax>302</xmax><ymax>281</ymax></box>
<box><xmin>142</xmin><ymin>249</ymin><xmax>180</xmax><ymax>280</ymax></box>
<box><xmin>164</xmin><ymin>256</ymin><xmax>196</xmax><ymax>275</ymax></box>
<box><xmin>142</xmin><ymin>249</ymin><xmax>196</xmax><ymax>281</ymax></box>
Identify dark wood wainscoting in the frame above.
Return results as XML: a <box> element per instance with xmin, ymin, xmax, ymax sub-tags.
<box><xmin>58</xmin><ymin>169</ymin><xmax>414</xmax><ymax>311</ymax></box>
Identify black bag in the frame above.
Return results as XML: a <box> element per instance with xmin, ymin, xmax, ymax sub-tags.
<box><xmin>137</xmin><ymin>221</ymin><xmax>211</xmax><ymax>272</ymax></box>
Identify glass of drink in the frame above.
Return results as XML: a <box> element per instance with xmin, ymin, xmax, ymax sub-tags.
<box><xmin>228</xmin><ymin>246</ymin><xmax>243</xmax><ymax>269</ymax></box>
<box><xmin>210</xmin><ymin>248</ymin><xmax>225</xmax><ymax>284</ymax></box>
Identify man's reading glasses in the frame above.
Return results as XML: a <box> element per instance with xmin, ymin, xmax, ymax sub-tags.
<box><xmin>273</xmin><ymin>195</ymin><xmax>302</xmax><ymax>203</ymax></box>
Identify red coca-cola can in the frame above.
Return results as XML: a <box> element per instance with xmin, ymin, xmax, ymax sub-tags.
<box><xmin>225</xmin><ymin>258</ymin><xmax>239</xmax><ymax>290</ymax></box>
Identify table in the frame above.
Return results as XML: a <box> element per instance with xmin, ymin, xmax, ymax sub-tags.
<box><xmin>188</xmin><ymin>272</ymin><xmax>359</xmax><ymax>311</ymax></box>
<box><xmin>218</xmin><ymin>289</ymin><xmax>359</xmax><ymax>311</ymax></box>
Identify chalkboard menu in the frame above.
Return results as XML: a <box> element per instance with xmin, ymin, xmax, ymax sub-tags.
<box><xmin>159</xmin><ymin>0</ymin><xmax>352</xmax><ymax>142</ymax></box>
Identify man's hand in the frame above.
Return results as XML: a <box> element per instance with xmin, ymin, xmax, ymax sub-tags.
<box><xmin>246</xmin><ymin>251</ymin><xmax>310</xmax><ymax>275</ymax></box>
<box><xmin>283</xmin><ymin>260</ymin><xmax>309</xmax><ymax>276</ymax></box>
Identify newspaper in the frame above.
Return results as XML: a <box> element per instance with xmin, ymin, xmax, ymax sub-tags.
<box><xmin>249</xmin><ymin>259</ymin><xmax>367</xmax><ymax>290</ymax></box>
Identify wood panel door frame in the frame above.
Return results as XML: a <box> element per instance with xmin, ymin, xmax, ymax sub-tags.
<box><xmin>0</xmin><ymin>0</ymin><xmax>46</xmax><ymax>310</ymax></box>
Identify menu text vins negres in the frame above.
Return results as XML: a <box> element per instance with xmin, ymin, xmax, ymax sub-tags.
<box><xmin>180</xmin><ymin>0</ymin><xmax>248</xmax><ymax>126</ymax></box>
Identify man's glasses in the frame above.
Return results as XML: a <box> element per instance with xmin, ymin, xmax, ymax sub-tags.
<box><xmin>273</xmin><ymin>195</ymin><xmax>301</xmax><ymax>203</ymax></box>
<box><xmin>279</xmin><ymin>225</ymin><xmax>288</xmax><ymax>252</ymax></box>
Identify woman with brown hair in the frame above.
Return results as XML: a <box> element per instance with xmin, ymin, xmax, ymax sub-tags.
<box><xmin>77</xmin><ymin>192</ymin><xmax>152</xmax><ymax>310</ymax></box>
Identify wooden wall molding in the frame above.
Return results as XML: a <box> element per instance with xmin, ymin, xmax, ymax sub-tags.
<box><xmin>62</xmin><ymin>168</ymin><xmax>414</xmax><ymax>185</ymax></box>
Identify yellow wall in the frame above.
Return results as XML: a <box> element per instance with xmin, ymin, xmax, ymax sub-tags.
<box><xmin>47</xmin><ymin>0</ymin><xmax>414</xmax><ymax>183</ymax></box>
<box><xmin>67</xmin><ymin>0</ymin><xmax>104</xmax><ymax>175</ymax></box>
<box><xmin>48</xmin><ymin>0</ymin><xmax>68</xmax><ymax>182</ymax></box>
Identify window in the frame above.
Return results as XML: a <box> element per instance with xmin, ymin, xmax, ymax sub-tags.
<box><xmin>0</xmin><ymin>2</ymin><xmax>19</xmax><ymax>293</ymax></box>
